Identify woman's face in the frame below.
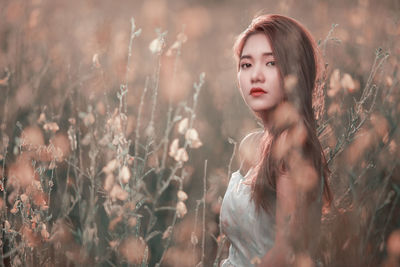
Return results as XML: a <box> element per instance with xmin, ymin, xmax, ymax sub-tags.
<box><xmin>237</xmin><ymin>33</ymin><xmax>284</xmax><ymax>115</ymax></box>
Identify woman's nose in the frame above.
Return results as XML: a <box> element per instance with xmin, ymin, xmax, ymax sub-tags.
<box><xmin>251</xmin><ymin>64</ymin><xmax>265</xmax><ymax>83</ymax></box>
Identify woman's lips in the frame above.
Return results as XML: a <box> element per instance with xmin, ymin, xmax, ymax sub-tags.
<box><xmin>250</xmin><ymin>88</ymin><xmax>267</xmax><ymax>96</ymax></box>
<box><xmin>250</xmin><ymin>91</ymin><xmax>266</xmax><ymax>96</ymax></box>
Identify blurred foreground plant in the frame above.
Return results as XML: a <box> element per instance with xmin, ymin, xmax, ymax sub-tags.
<box><xmin>0</xmin><ymin>16</ymin><xmax>207</xmax><ymax>266</ymax></box>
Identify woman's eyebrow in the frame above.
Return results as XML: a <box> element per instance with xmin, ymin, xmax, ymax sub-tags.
<box><xmin>263</xmin><ymin>52</ymin><xmax>274</xmax><ymax>57</ymax></box>
<box><xmin>240</xmin><ymin>52</ymin><xmax>274</xmax><ymax>60</ymax></box>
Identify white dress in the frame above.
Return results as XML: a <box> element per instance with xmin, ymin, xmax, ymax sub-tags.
<box><xmin>220</xmin><ymin>167</ymin><xmax>325</xmax><ymax>267</ymax></box>
<box><xmin>219</xmin><ymin>169</ymin><xmax>275</xmax><ymax>267</ymax></box>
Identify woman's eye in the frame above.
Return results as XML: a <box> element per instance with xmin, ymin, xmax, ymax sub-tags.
<box><xmin>266</xmin><ymin>61</ymin><xmax>276</xmax><ymax>66</ymax></box>
<box><xmin>240</xmin><ymin>63</ymin><xmax>251</xmax><ymax>69</ymax></box>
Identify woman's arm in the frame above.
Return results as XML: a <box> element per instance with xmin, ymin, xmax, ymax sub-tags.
<box><xmin>258</xmin><ymin>172</ymin><xmax>297</xmax><ymax>267</ymax></box>
<box><xmin>258</xmin><ymin>158</ymin><xmax>322</xmax><ymax>267</ymax></box>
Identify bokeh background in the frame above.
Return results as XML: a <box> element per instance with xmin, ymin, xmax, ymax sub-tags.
<box><xmin>0</xmin><ymin>0</ymin><xmax>399</xmax><ymax>266</ymax></box>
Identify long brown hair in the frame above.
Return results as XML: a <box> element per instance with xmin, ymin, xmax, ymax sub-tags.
<box><xmin>234</xmin><ymin>14</ymin><xmax>332</xmax><ymax>215</ymax></box>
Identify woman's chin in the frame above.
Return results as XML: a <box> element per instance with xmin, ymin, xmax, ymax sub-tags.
<box><xmin>250</xmin><ymin>105</ymin><xmax>274</xmax><ymax>113</ymax></box>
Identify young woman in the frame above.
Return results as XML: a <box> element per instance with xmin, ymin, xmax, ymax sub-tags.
<box><xmin>220</xmin><ymin>14</ymin><xmax>332</xmax><ymax>267</ymax></box>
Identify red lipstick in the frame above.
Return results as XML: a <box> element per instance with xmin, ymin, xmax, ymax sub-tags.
<box><xmin>250</xmin><ymin>87</ymin><xmax>267</xmax><ymax>96</ymax></box>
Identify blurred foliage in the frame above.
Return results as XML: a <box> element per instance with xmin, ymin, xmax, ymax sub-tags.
<box><xmin>0</xmin><ymin>0</ymin><xmax>399</xmax><ymax>266</ymax></box>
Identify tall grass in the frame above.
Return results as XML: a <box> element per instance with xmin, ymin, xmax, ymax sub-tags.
<box><xmin>0</xmin><ymin>1</ymin><xmax>399</xmax><ymax>267</ymax></box>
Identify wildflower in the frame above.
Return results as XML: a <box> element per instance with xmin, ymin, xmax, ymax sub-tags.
<box><xmin>50</xmin><ymin>133</ymin><xmax>70</xmax><ymax>161</ymax></box>
<box><xmin>386</xmin><ymin>76</ymin><xmax>393</xmax><ymax>87</ymax></box>
<box><xmin>109</xmin><ymin>240</ymin><xmax>119</xmax><ymax>249</ymax></box>
<box><xmin>4</xmin><ymin>220</ymin><xmax>11</xmax><ymax>232</ymax></box>
<box><xmin>166</xmin><ymin>32</ymin><xmax>188</xmax><ymax>56</ymax></box>
<box><xmin>178</xmin><ymin>118</ymin><xmax>189</xmax><ymax>134</ymax></box>
<box><xmin>79</xmin><ymin>111</ymin><xmax>95</xmax><ymax>126</ymax></box>
<box><xmin>104</xmin><ymin>173</ymin><xmax>114</xmax><ymax>192</ymax></box>
<box><xmin>85</xmin><ymin>113</ymin><xmax>95</xmax><ymax>126</ymax></box>
<box><xmin>107</xmin><ymin>110</ymin><xmax>123</xmax><ymax>133</ymax></box>
<box><xmin>20</xmin><ymin>193</ymin><xmax>28</xmax><ymax>203</ymax></box>
<box><xmin>283</xmin><ymin>74</ymin><xmax>298</xmax><ymax>94</ymax></box>
<box><xmin>124</xmin><ymin>201</ymin><xmax>136</xmax><ymax>211</ymax></box>
<box><xmin>341</xmin><ymin>73</ymin><xmax>358</xmax><ymax>93</ymax></box>
<box><xmin>177</xmin><ymin>190</ymin><xmax>188</xmax><ymax>201</ymax></box>
<box><xmin>8</xmin><ymin>155</ymin><xmax>38</xmax><ymax>188</ymax></box>
<box><xmin>109</xmin><ymin>184</ymin><xmax>128</xmax><ymax>201</ymax></box>
<box><xmin>272</xmin><ymin>102</ymin><xmax>300</xmax><ymax>130</ymax></box>
<box><xmin>166</xmin><ymin>41</ymin><xmax>180</xmax><ymax>56</ymax></box>
<box><xmin>37</xmin><ymin>112</ymin><xmax>46</xmax><ymax>124</ymax></box>
<box><xmin>103</xmin><ymin>159</ymin><xmax>118</xmax><ymax>173</ymax></box>
<box><xmin>217</xmin><ymin>234</ymin><xmax>225</xmax><ymax>242</ymax></box>
<box><xmin>10</xmin><ymin>199</ymin><xmax>20</xmax><ymax>214</ymax></box>
<box><xmin>145</xmin><ymin>124</ymin><xmax>155</xmax><ymax>138</ymax></box>
<box><xmin>346</xmin><ymin>129</ymin><xmax>374</xmax><ymax>164</ymax></box>
<box><xmin>176</xmin><ymin>201</ymin><xmax>187</xmax><ymax>218</ymax></box>
<box><xmin>370</xmin><ymin>113</ymin><xmax>389</xmax><ymax>144</ymax></box>
<box><xmin>21</xmin><ymin>224</ymin><xmax>41</xmax><ymax>247</ymax></box>
<box><xmin>190</xmin><ymin>232</ymin><xmax>198</xmax><ymax>245</ymax></box>
<box><xmin>40</xmin><ymin>223</ymin><xmax>50</xmax><ymax>240</ymax></box>
<box><xmin>149</xmin><ymin>37</ymin><xmax>163</xmax><ymax>54</ymax></box>
<box><xmin>80</xmin><ymin>133</ymin><xmax>91</xmax><ymax>146</ymax></box>
<box><xmin>185</xmin><ymin>128</ymin><xmax>203</xmax><ymax>149</ymax></box>
<box><xmin>169</xmin><ymin>139</ymin><xmax>179</xmax><ymax>157</ymax></box>
<box><xmin>32</xmin><ymin>190</ymin><xmax>48</xmax><ymax>210</ymax></box>
<box><xmin>68</xmin><ymin>118</ymin><xmax>76</xmax><ymax>125</ymax></box>
<box><xmin>31</xmin><ymin>214</ymin><xmax>40</xmax><ymax>229</ymax></box>
<box><xmin>32</xmin><ymin>180</ymin><xmax>42</xmax><ymax>191</ymax></box>
<box><xmin>175</xmin><ymin>148</ymin><xmax>189</xmax><ymax>162</ymax></box>
<box><xmin>43</xmin><ymin>122</ymin><xmax>59</xmax><ymax>133</ymax></box>
<box><xmin>389</xmin><ymin>140</ymin><xmax>397</xmax><ymax>155</ymax></box>
<box><xmin>169</xmin><ymin>139</ymin><xmax>189</xmax><ymax>162</ymax></box>
<box><xmin>127</xmin><ymin>155</ymin><xmax>135</xmax><ymax>165</ymax></box>
<box><xmin>48</xmin><ymin>160</ymin><xmax>56</xmax><ymax>169</ymax></box>
<box><xmin>20</xmin><ymin>126</ymin><xmax>45</xmax><ymax>149</ymax></box>
<box><xmin>177</xmin><ymin>32</ymin><xmax>188</xmax><ymax>43</ymax></box>
<box><xmin>119</xmin><ymin>166</ymin><xmax>131</xmax><ymax>184</ymax></box>
<box><xmin>328</xmin><ymin>69</ymin><xmax>341</xmax><ymax>97</ymax></box>
<box><xmin>92</xmin><ymin>53</ymin><xmax>101</xmax><ymax>68</ymax></box>
<box><xmin>272</xmin><ymin>122</ymin><xmax>307</xmax><ymax>161</ymax></box>
<box><xmin>0</xmin><ymin>68</ymin><xmax>10</xmax><ymax>86</ymax></box>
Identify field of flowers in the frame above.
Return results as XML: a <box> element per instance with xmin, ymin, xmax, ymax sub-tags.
<box><xmin>0</xmin><ymin>0</ymin><xmax>399</xmax><ymax>266</ymax></box>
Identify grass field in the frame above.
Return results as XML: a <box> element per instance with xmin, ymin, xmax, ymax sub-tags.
<box><xmin>0</xmin><ymin>0</ymin><xmax>399</xmax><ymax>266</ymax></box>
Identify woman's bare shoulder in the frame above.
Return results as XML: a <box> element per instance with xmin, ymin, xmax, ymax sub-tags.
<box><xmin>238</xmin><ymin>129</ymin><xmax>264</xmax><ymax>175</ymax></box>
<box><xmin>239</xmin><ymin>130</ymin><xmax>263</xmax><ymax>149</ymax></box>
